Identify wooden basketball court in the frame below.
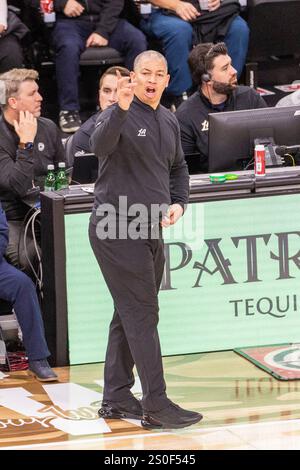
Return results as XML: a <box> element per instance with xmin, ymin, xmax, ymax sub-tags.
<box><xmin>1</xmin><ymin>351</ymin><xmax>300</xmax><ymax>450</ymax></box>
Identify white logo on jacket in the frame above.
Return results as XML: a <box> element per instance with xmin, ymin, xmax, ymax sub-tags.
<box><xmin>38</xmin><ymin>142</ymin><xmax>45</xmax><ymax>151</ymax></box>
<box><xmin>201</xmin><ymin>120</ymin><xmax>209</xmax><ymax>132</ymax></box>
<box><xmin>137</xmin><ymin>128</ymin><xmax>147</xmax><ymax>137</ymax></box>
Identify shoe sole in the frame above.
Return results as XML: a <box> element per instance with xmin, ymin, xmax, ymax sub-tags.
<box><xmin>27</xmin><ymin>370</ymin><xmax>58</xmax><ymax>382</ymax></box>
<box><xmin>60</xmin><ymin>125</ymin><xmax>81</xmax><ymax>133</ymax></box>
<box><xmin>141</xmin><ymin>414</ymin><xmax>203</xmax><ymax>430</ymax></box>
<box><xmin>98</xmin><ymin>409</ymin><xmax>142</xmax><ymax>420</ymax></box>
<box><xmin>60</xmin><ymin>128</ymin><xmax>80</xmax><ymax>134</ymax></box>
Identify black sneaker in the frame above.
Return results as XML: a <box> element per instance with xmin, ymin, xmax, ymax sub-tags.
<box><xmin>98</xmin><ymin>397</ymin><xmax>143</xmax><ymax>420</ymax></box>
<box><xmin>141</xmin><ymin>402</ymin><xmax>203</xmax><ymax>430</ymax></box>
<box><xmin>59</xmin><ymin>110</ymin><xmax>81</xmax><ymax>133</ymax></box>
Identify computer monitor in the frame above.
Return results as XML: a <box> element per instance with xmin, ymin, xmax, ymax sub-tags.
<box><xmin>208</xmin><ymin>105</ymin><xmax>300</xmax><ymax>173</ymax></box>
<box><xmin>72</xmin><ymin>153</ymin><xmax>98</xmax><ymax>184</ymax></box>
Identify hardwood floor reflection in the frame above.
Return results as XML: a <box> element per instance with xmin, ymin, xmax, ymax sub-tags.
<box><xmin>1</xmin><ymin>351</ymin><xmax>300</xmax><ymax>449</ymax></box>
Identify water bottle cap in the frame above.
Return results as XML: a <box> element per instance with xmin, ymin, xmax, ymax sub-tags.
<box><xmin>58</xmin><ymin>162</ymin><xmax>66</xmax><ymax>168</ymax></box>
<box><xmin>47</xmin><ymin>164</ymin><xmax>54</xmax><ymax>170</ymax></box>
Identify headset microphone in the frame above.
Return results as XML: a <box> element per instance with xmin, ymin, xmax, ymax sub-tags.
<box><xmin>202</xmin><ymin>73</ymin><xmax>211</xmax><ymax>83</ymax></box>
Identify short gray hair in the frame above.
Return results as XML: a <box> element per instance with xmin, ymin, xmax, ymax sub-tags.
<box><xmin>133</xmin><ymin>50</ymin><xmax>168</xmax><ymax>72</ymax></box>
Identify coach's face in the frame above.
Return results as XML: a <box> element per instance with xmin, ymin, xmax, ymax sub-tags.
<box><xmin>131</xmin><ymin>56</ymin><xmax>170</xmax><ymax>109</ymax></box>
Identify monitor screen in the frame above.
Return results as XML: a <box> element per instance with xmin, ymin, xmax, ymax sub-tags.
<box><xmin>72</xmin><ymin>153</ymin><xmax>98</xmax><ymax>184</ymax></box>
<box><xmin>208</xmin><ymin>105</ymin><xmax>300</xmax><ymax>173</ymax></box>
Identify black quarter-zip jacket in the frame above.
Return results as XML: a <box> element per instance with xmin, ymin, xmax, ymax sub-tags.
<box><xmin>90</xmin><ymin>97</ymin><xmax>189</xmax><ymax>223</ymax></box>
<box><xmin>0</xmin><ymin>116</ymin><xmax>65</xmax><ymax>221</ymax></box>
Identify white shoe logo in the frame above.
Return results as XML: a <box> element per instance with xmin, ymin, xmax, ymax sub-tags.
<box><xmin>137</xmin><ymin>128</ymin><xmax>147</xmax><ymax>137</ymax></box>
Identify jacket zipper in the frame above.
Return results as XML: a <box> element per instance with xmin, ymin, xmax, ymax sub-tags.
<box><xmin>83</xmin><ymin>0</ymin><xmax>89</xmax><ymax>12</ymax></box>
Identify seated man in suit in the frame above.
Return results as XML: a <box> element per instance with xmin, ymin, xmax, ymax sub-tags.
<box><xmin>0</xmin><ymin>202</ymin><xmax>57</xmax><ymax>382</ymax></box>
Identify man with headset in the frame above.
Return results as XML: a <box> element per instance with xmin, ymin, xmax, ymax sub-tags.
<box><xmin>175</xmin><ymin>42</ymin><xmax>267</xmax><ymax>173</ymax></box>
<box><xmin>141</xmin><ymin>0</ymin><xmax>249</xmax><ymax>107</ymax></box>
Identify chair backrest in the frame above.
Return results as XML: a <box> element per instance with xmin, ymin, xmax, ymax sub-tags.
<box><xmin>247</xmin><ymin>0</ymin><xmax>300</xmax><ymax>60</ymax></box>
<box><xmin>0</xmin><ymin>299</ymin><xmax>18</xmax><ymax>337</ymax></box>
<box><xmin>79</xmin><ymin>47</ymin><xmax>124</xmax><ymax>67</ymax></box>
<box><xmin>64</xmin><ymin>134</ymin><xmax>75</xmax><ymax>173</ymax></box>
<box><xmin>0</xmin><ymin>313</ymin><xmax>19</xmax><ymax>335</ymax></box>
<box><xmin>0</xmin><ymin>299</ymin><xmax>19</xmax><ymax>354</ymax></box>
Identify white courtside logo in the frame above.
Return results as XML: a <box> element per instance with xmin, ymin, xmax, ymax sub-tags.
<box><xmin>0</xmin><ymin>381</ymin><xmax>143</xmax><ymax>437</ymax></box>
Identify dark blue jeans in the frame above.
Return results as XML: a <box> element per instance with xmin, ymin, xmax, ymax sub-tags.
<box><xmin>0</xmin><ymin>259</ymin><xmax>50</xmax><ymax>361</ymax></box>
<box><xmin>52</xmin><ymin>18</ymin><xmax>147</xmax><ymax>111</ymax></box>
<box><xmin>141</xmin><ymin>11</ymin><xmax>249</xmax><ymax>96</ymax></box>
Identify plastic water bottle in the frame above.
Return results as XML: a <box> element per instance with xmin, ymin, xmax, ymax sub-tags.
<box><xmin>44</xmin><ymin>164</ymin><xmax>56</xmax><ymax>191</ymax></box>
<box><xmin>56</xmin><ymin>162</ymin><xmax>69</xmax><ymax>190</ymax></box>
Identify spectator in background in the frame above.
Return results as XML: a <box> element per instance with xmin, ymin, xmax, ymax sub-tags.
<box><xmin>51</xmin><ymin>0</ymin><xmax>148</xmax><ymax>133</ymax></box>
<box><xmin>0</xmin><ymin>0</ymin><xmax>28</xmax><ymax>73</ymax></box>
<box><xmin>141</xmin><ymin>0</ymin><xmax>249</xmax><ymax>107</ymax></box>
<box><xmin>70</xmin><ymin>66</ymin><xmax>130</xmax><ymax>160</ymax></box>
<box><xmin>0</xmin><ymin>68</ymin><xmax>65</xmax><ymax>276</ymax></box>
<box><xmin>67</xmin><ymin>66</ymin><xmax>130</xmax><ymax>183</ymax></box>
<box><xmin>175</xmin><ymin>42</ymin><xmax>267</xmax><ymax>173</ymax></box>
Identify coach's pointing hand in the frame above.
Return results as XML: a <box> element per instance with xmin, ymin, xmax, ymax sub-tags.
<box><xmin>117</xmin><ymin>70</ymin><xmax>137</xmax><ymax>111</ymax></box>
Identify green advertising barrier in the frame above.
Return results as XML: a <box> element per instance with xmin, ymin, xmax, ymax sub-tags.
<box><xmin>65</xmin><ymin>194</ymin><xmax>300</xmax><ymax>365</ymax></box>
